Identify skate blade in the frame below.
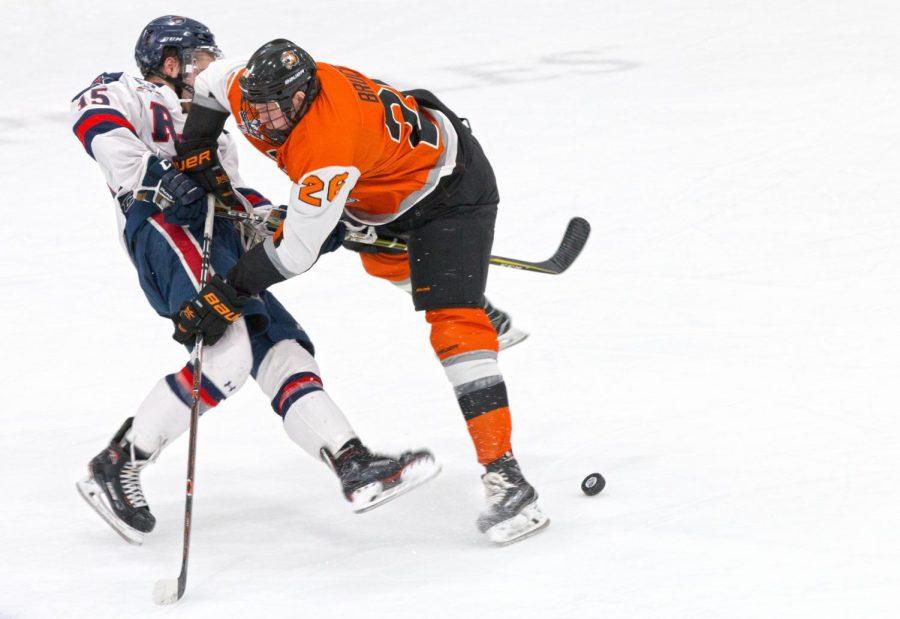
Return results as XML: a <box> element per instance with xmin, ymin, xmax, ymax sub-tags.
<box><xmin>486</xmin><ymin>501</ymin><xmax>550</xmax><ymax>545</ymax></box>
<box><xmin>76</xmin><ymin>478</ymin><xmax>144</xmax><ymax>546</ymax></box>
<box><xmin>351</xmin><ymin>457</ymin><xmax>442</xmax><ymax>514</ymax></box>
<box><xmin>498</xmin><ymin>327</ymin><xmax>529</xmax><ymax>351</ymax></box>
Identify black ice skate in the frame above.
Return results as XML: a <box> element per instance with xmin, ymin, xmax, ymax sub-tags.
<box><xmin>483</xmin><ymin>298</ymin><xmax>529</xmax><ymax>351</ymax></box>
<box><xmin>477</xmin><ymin>453</ymin><xmax>549</xmax><ymax>544</ymax></box>
<box><xmin>76</xmin><ymin>417</ymin><xmax>157</xmax><ymax>545</ymax></box>
<box><xmin>324</xmin><ymin>439</ymin><xmax>441</xmax><ymax>513</ymax></box>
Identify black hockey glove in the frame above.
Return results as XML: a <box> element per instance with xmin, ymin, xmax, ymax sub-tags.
<box><xmin>173</xmin><ymin>144</ymin><xmax>240</xmax><ymax>209</ymax></box>
<box><xmin>141</xmin><ymin>156</ymin><xmax>207</xmax><ymax>227</ymax></box>
<box><xmin>172</xmin><ymin>275</ymin><xmax>248</xmax><ymax>346</ymax></box>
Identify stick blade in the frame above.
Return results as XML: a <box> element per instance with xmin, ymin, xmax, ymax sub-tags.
<box><xmin>549</xmin><ymin>217</ymin><xmax>591</xmax><ymax>273</ymax></box>
<box><xmin>153</xmin><ymin>578</ymin><xmax>182</xmax><ymax>605</ymax></box>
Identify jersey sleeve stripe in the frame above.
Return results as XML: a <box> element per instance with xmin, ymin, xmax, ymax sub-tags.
<box><xmin>234</xmin><ymin>187</ymin><xmax>271</xmax><ymax>208</ymax></box>
<box><xmin>73</xmin><ymin>109</ymin><xmax>138</xmax><ymax>158</ymax></box>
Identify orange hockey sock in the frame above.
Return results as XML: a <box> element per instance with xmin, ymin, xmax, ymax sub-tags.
<box><xmin>427</xmin><ymin>308</ymin><xmax>511</xmax><ymax>465</ymax></box>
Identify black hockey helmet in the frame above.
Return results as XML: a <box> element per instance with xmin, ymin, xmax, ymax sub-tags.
<box><xmin>238</xmin><ymin>39</ymin><xmax>319</xmax><ymax>145</ymax></box>
<box><xmin>135</xmin><ymin>16</ymin><xmax>222</xmax><ymax>97</ymax></box>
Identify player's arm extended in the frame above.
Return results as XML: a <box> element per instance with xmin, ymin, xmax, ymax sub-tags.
<box><xmin>178</xmin><ymin>59</ymin><xmax>238</xmax><ymax>155</ymax></box>
<box><xmin>227</xmin><ymin>166</ymin><xmax>361</xmax><ymax>295</ymax></box>
<box><xmin>176</xmin><ymin>60</ymin><xmax>244</xmax><ymax>204</ymax></box>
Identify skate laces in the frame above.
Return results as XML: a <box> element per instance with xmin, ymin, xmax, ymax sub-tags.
<box><xmin>341</xmin><ymin>446</ymin><xmax>372</xmax><ymax>468</ymax></box>
<box><xmin>482</xmin><ymin>471</ymin><xmax>515</xmax><ymax>507</ymax></box>
<box><xmin>119</xmin><ymin>459</ymin><xmax>149</xmax><ymax>509</ymax></box>
<box><xmin>120</xmin><ymin>442</ymin><xmax>156</xmax><ymax>509</ymax></box>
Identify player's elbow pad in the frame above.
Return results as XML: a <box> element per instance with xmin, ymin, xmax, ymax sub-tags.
<box><xmin>178</xmin><ymin>104</ymin><xmax>230</xmax><ymax>153</ymax></box>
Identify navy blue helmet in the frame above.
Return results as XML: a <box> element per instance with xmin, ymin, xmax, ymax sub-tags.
<box><xmin>134</xmin><ymin>16</ymin><xmax>221</xmax><ymax>92</ymax></box>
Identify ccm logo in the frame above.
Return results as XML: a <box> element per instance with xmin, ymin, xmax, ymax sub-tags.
<box><xmin>203</xmin><ymin>292</ymin><xmax>240</xmax><ymax>322</ymax></box>
<box><xmin>175</xmin><ymin>150</ymin><xmax>212</xmax><ymax>171</ymax></box>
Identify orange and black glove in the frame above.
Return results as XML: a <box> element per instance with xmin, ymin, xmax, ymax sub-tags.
<box><xmin>172</xmin><ymin>144</ymin><xmax>240</xmax><ymax>209</ymax></box>
<box><xmin>172</xmin><ymin>275</ymin><xmax>248</xmax><ymax>346</ymax></box>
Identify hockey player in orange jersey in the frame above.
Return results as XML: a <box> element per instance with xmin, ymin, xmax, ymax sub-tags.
<box><xmin>173</xmin><ymin>39</ymin><xmax>548</xmax><ymax>544</ymax></box>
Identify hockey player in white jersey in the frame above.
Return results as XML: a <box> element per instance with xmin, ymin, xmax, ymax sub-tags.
<box><xmin>72</xmin><ymin>16</ymin><xmax>439</xmax><ymax>545</ymax></box>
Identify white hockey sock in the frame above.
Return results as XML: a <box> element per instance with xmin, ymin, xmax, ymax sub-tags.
<box><xmin>282</xmin><ymin>390</ymin><xmax>357</xmax><ymax>459</ymax></box>
<box><xmin>127</xmin><ymin>318</ymin><xmax>254</xmax><ymax>455</ymax></box>
<box><xmin>129</xmin><ymin>377</ymin><xmax>190</xmax><ymax>455</ymax></box>
<box><xmin>256</xmin><ymin>340</ymin><xmax>357</xmax><ymax>460</ymax></box>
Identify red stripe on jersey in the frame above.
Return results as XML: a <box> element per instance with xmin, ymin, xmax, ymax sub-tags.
<box><xmin>243</xmin><ymin>192</ymin><xmax>264</xmax><ymax>206</ymax></box>
<box><xmin>75</xmin><ymin>113</ymin><xmax>136</xmax><ymax>146</ymax></box>
<box><xmin>149</xmin><ymin>212</ymin><xmax>203</xmax><ymax>286</ymax></box>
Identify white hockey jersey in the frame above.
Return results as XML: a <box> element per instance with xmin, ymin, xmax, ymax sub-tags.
<box><xmin>70</xmin><ymin>71</ymin><xmax>252</xmax><ymax>244</ymax></box>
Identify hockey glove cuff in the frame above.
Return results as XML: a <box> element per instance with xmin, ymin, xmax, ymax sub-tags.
<box><xmin>172</xmin><ymin>275</ymin><xmax>248</xmax><ymax>346</ymax></box>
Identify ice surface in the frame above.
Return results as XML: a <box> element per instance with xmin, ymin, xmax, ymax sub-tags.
<box><xmin>1</xmin><ymin>1</ymin><xmax>899</xmax><ymax>617</ymax></box>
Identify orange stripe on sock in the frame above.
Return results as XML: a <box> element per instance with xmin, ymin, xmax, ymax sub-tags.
<box><xmin>466</xmin><ymin>406</ymin><xmax>512</xmax><ymax>465</ymax></box>
<box><xmin>359</xmin><ymin>251</ymin><xmax>410</xmax><ymax>282</ymax></box>
<box><xmin>426</xmin><ymin>307</ymin><xmax>498</xmax><ymax>361</ymax></box>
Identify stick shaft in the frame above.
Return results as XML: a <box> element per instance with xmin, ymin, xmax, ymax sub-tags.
<box><xmin>359</xmin><ymin>216</ymin><xmax>591</xmax><ymax>275</ymax></box>
<box><xmin>174</xmin><ymin>196</ymin><xmax>217</xmax><ymax>599</ymax></box>
<box><xmin>218</xmin><ymin>209</ymin><xmax>591</xmax><ymax>274</ymax></box>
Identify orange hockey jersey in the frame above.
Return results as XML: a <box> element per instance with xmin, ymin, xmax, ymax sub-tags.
<box><xmin>195</xmin><ymin>59</ymin><xmax>459</xmax><ymax>277</ymax></box>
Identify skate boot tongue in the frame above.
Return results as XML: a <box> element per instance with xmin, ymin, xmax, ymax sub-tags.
<box><xmin>333</xmin><ymin>439</ymin><xmax>369</xmax><ymax>469</ymax></box>
<box><xmin>484</xmin><ymin>452</ymin><xmax>523</xmax><ymax>477</ymax></box>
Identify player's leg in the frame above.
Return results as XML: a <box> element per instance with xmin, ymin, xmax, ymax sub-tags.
<box><xmin>77</xmin><ymin>216</ymin><xmax>256</xmax><ymax>543</ymax></box>
<box><xmin>404</xmin><ymin>134</ymin><xmax>548</xmax><ymax>543</ymax></box>
<box><xmin>425</xmin><ymin>306</ymin><xmax>546</xmax><ymax>543</ymax></box>
<box><xmin>249</xmin><ymin>292</ymin><xmax>440</xmax><ymax>512</ymax></box>
<box><xmin>354</xmin><ymin>243</ymin><xmax>526</xmax><ymax>349</ymax></box>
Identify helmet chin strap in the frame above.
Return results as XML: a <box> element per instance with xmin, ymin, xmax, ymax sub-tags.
<box><xmin>149</xmin><ymin>69</ymin><xmax>194</xmax><ymax>100</ymax></box>
<box><xmin>272</xmin><ymin>76</ymin><xmax>320</xmax><ymax>141</ymax></box>
<box><xmin>296</xmin><ymin>76</ymin><xmax>320</xmax><ymax>119</ymax></box>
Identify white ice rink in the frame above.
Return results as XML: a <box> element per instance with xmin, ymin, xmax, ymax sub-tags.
<box><xmin>2</xmin><ymin>1</ymin><xmax>899</xmax><ymax>617</ymax></box>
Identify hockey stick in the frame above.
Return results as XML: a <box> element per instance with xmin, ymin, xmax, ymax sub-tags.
<box><xmin>351</xmin><ymin>217</ymin><xmax>592</xmax><ymax>275</ymax></box>
<box><xmin>218</xmin><ymin>209</ymin><xmax>591</xmax><ymax>275</ymax></box>
<box><xmin>490</xmin><ymin>216</ymin><xmax>590</xmax><ymax>274</ymax></box>
<box><xmin>153</xmin><ymin>196</ymin><xmax>217</xmax><ymax>606</ymax></box>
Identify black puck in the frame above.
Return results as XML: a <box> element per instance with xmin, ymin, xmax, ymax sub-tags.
<box><xmin>581</xmin><ymin>473</ymin><xmax>605</xmax><ymax>495</ymax></box>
